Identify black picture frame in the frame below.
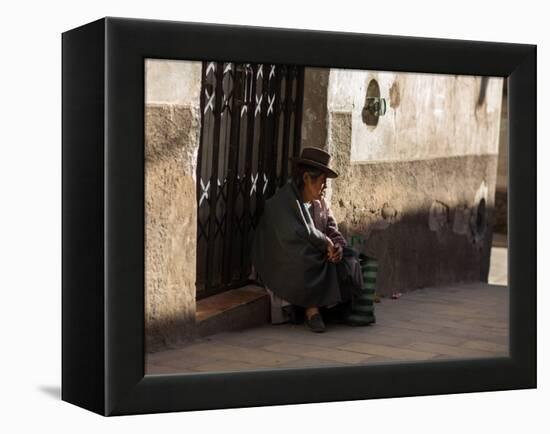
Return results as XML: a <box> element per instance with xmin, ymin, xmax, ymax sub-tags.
<box><xmin>62</xmin><ymin>17</ymin><xmax>536</xmax><ymax>416</ymax></box>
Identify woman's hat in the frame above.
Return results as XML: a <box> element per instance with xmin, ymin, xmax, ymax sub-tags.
<box><xmin>289</xmin><ymin>147</ymin><xmax>339</xmax><ymax>178</ymax></box>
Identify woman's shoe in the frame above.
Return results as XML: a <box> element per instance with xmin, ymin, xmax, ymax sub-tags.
<box><xmin>305</xmin><ymin>313</ymin><xmax>326</xmax><ymax>333</ymax></box>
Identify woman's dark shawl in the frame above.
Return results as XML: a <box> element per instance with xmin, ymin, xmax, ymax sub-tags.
<box><xmin>251</xmin><ymin>180</ymin><xmax>342</xmax><ymax>307</ymax></box>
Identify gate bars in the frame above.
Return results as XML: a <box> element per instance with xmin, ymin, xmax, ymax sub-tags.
<box><xmin>196</xmin><ymin>61</ymin><xmax>305</xmax><ymax>298</ymax></box>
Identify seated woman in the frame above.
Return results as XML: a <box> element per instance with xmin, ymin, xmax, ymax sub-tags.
<box><xmin>251</xmin><ymin>147</ymin><xmax>363</xmax><ymax>332</ymax></box>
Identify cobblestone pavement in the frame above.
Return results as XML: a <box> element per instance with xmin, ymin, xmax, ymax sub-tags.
<box><xmin>146</xmin><ymin>246</ymin><xmax>508</xmax><ymax>375</ymax></box>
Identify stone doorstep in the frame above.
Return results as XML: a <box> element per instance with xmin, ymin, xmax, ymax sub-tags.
<box><xmin>195</xmin><ymin>285</ymin><xmax>270</xmax><ymax>338</ymax></box>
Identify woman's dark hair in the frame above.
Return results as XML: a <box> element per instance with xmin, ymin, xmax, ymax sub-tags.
<box><xmin>292</xmin><ymin>163</ymin><xmax>324</xmax><ymax>191</ymax></box>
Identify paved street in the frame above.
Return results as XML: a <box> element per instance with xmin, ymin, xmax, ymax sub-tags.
<box><xmin>146</xmin><ymin>245</ymin><xmax>508</xmax><ymax>374</ymax></box>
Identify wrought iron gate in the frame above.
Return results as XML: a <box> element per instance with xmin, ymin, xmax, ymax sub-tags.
<box><xmin>196</xmin><ymin>61</ymin><xmax>305</xmax><ymax>299</ymax></box>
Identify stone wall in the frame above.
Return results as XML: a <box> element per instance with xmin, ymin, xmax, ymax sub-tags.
<box><xmin>301</xmin><ymin>68</ymin><xmax>330</xmax><ymax>149</ymax></box>
<box><xmin>328</xmin><ymin>111</ymin><xmax>498</xmax><ymax>294</ymax></box>
<box><xmin>304</xmin><ymin>67</ymin><xmax>504</xmax><ymax>296</ymax></box>
<box><xmin>145</xmin><ymin>60</ymin><xmax>202</xmax><ymax>352</ymax></box>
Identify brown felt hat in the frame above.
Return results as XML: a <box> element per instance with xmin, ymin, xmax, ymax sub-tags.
<box><xmin>289</xmin><ymin>147</ymin><xmax>339</xmax><ymax>178</ymax></box>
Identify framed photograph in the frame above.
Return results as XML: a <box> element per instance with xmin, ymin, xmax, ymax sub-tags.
<box><xmin>62</xmin><ymin>17</ymin><xmax>536</xmax><ymax>416</ymax></box>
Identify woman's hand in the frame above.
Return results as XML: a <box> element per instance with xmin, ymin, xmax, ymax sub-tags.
<box><xmin>326</xmin><ymin>237</ymin><xmax>335</xmax><ymax>257</ymax></box>
<box><xmin>326</xmin><ymin>239</ymin><xmax>343</xmax><ymax>263</ymax></box>
<box><xmin>329</xmin><ymin>244</ymin><xmax>343</xmax><ymax>263</ymax></box>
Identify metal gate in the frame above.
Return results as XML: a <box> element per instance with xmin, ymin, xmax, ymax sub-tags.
<box><xmin>196</xmin><ymin>61</ymin><xmax>305</xmax><ymax>299</ymax></box>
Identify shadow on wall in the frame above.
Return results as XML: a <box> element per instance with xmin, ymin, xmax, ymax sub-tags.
<box><xmin>337</xmin><ymin>200</ymin><xmax>496</xmax><ymax>298</ymax></box>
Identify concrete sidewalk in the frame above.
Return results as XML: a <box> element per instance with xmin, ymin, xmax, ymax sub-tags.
<box><xmin>146</xmin><ymin>246</ymin><xmax>508</xmax><ymax>374</ymax></box>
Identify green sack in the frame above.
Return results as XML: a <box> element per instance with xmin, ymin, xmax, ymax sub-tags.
<box><xmin>345</xmin><ymin>254</ymin><xmax>377</xmax><ymax>326</ymax></box>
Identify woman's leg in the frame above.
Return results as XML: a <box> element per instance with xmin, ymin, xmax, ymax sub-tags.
<box><xmin>304</xmin><ymin>306</ymin><xmax>325</xmax><ymax>332</ymax></box>
<box><xmin>305</xmin><ymin>306</ymin><xmax>319</xmax><ymax>319</ymax></box>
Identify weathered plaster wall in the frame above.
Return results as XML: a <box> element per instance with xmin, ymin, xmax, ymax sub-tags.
<box><xmin>145</xmin><ymin>59</ymin><xmax>203</xmax><ymax>105</ymax></box>
<box><xmin>327</xmin><ymin>109</ymin><xmax>498</xmax><ymax>294</ymax></box>
<box><xmin>145</xmin><ymin>59</ymin><xmax>202</xmax><ymax>352</ymax></box>
<box><xmin>307</xmin><ymin>68</ymin><xmax>504</xmax><ymax>296</ymax></box>
<box><xmin>496</xmin><ymin>88</ymin><xmax>508</xmax><ymax>192</ymax></box>
<box><xmin>301</xmin><ymin>68</ymin><xmax>330</xmax><ymax>149</ymax></box>
<box><xmin>327</xmin><ymin>70</ymin><xmax>503</xmax><ymax>162</ymax></box>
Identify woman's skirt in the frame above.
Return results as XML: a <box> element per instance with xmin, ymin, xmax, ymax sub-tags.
<box><xmin>264</xmin><ymin>246</ymin><xmax>363</xmax><ymax>324</ymax></box>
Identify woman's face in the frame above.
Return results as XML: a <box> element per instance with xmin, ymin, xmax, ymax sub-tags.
<box><xmin>303</xmin><ymin>172</ymin><xmax>327</xmax><ymax>201</ymax></box>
